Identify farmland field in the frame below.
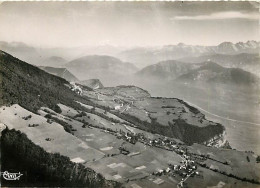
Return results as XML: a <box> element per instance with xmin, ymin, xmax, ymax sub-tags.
<box><xmin>1</xmin><ymin>100</ymin><xmax>259</xmax><ymax>188</ymax></box>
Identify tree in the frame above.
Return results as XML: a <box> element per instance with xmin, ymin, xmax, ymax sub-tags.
<box><xmin>246</xmin><ymin>156</ymin><xmax>250</xmax><ymax>162</ymax></box>
<box><xmin>53</xmin><ymin>104</ymin><xmax>62</xmax><ymax>114</ymax></box>
<box><xmin>256</xmin><ymin>156</ymin><xmax>260</xmax><ymax>163</ymax></box>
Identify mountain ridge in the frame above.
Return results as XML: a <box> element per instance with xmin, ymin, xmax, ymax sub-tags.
<box><xmin>136</xmin><ymin>60</ymin><xmax>197</xmax><ymax>80</ymax></box>
<box><xmin>179</xmin><ymin>53</ymin><xmax>260</xmax><ymax>76</ymax></box>
<box><xmin>40</xmin><ymin>56</ymin><xmax>67</xmax><ymax>67</ymax></box>
<box><xmin>177</xmin><ymin>61</ymin><xmax>260</xmax><ymax>85</ymax></box>
<box><xmin>136</xmin><ymin>59</ymin><xmax>259</xmax><ymax>86</ymax></box>
<box><xmin>119</xmin><ymin>40</ymin><xmax>260</xmax><ymax>67</ymax></box>
<box><xmin>39</xmin><ymin>66</ymin><xmax>79</xmax><ymax>82</ymax></box>
<box><xmin>65</xmin><ymin>55</ymin><xmax>138</xmax><ymax>84</ymax></box>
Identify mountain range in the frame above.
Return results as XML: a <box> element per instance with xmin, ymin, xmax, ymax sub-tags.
<box><xmin>177</xmin><ymin>61</ymin><xmax>260</xmax><ymax>85</ymax></box>
<box><xmin>119</xmin><ymin>41</ymin><xmax>260</xmax><ymax>68</ymax></box>
<box><xmin>1</xmin><ymin>40</ymin><xmax>259</xmax><ymax>69</ymax></box>
<box><xmin>179</xmin><ymin>53</ymin><xmax>260</xmax><ymax>76</ymax></box>
<box><xmin>136</xmin><ymin>60</ymin><xmax>259</xmax><ymax>86</ymax></box>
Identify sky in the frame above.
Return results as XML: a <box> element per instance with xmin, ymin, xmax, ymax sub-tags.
<box><xmin>0</xmin><ymin>1</ymin><xmax>259</xmax><ymax>48</ymax></box>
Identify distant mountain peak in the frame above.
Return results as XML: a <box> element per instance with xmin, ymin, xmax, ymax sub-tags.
<box><xmin>40</xmin><ymin>56</ymin><xmax>67</xmax><ymax>67</ymax></box>
<box><xmin>48</xmin><ymin>56</ymin><xmax>66</xmax><ymax>61</ymax></box>
<box><xmin>73</xmin><ymin>54</ymin><xmax>121</xmax><ymax>61</ymax></box>
<box><xmin>65</xmin><ymin>55</ymin><xmax>138</xmax><ymax>83</ymax></box>
<box><xmin>177</xmin><ymin>42</ymin><xmax>186</xmax><ymax>46</ymax></box>
<box><xmin>218</xmin><ymin>41</ymin><xmax>234</xmax><ymax>45</ymax></box>
<box><xmin>177</xmin><ymin>61</ymin><xmax>259</xmax><ymax>85</ymax></box>
<box><xmin>136</xmin><ymin>60</ymin><xmax>196</xmax><ymax>80</ymax></box>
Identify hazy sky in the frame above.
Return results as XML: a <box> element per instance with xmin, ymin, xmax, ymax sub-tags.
<box><xmin>0</xmin><ymin>1</ymin><xmax>259</xmax><ymax>47</ymax></box>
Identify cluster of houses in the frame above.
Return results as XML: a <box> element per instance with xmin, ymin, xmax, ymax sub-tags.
<box><xmin>114</xmin><ymin>130</ymin><xmax>201</xmax><ymax>187</ymax></box>
<box><xmin>170</xmin><ymin>155</ymin><xmax>199</xmax><ymax>187</ymax></box>
<box><xmin>113</xmin><ymin>100</ymin><xmax>131</xmax><ymax>113</ymax></box>
<box><xmin>70</xmin><ymin>82</ymin><xmax>83</xmax><ymax>95</ymax></box>
<box><xmin>116</xmin><ymin>131</ymin><xmax>138</xmax><ymax>144</ymax></box>
<box><xmin>80</xmin><ymin>115</ymin><xmax>201</xmax><ymax>187</ymax></box>
<box><xmin>28</xmin><ymin>123</ymin><xmax>39</xmax><ymax>127</ymax></box>
<box><xmin>118</xmin><ymin>145</ymin><xmax>130</xmax><ymax>155</ymax></box>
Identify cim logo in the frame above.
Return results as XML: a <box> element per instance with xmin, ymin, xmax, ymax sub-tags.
<box><xmin>1</xmin><ymin>171</ymin><xmax>23</xmax><ymax>180</ymax></box>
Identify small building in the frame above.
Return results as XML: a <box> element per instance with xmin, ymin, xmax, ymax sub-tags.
<box><xmin>114</xmin><ymin>103</ymin><xmax>123</xmax><ymax>110</ymax></box>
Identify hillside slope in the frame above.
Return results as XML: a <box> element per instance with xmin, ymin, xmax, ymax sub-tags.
<box><xmin>0</xmin><ymin>50</ymin><xmax>120</xmax><ymax>187</ymax></box>
<box><xmin>0</xmin><ymin>50</ymin><xmax>92</xmax><ymax>114</ymax></box>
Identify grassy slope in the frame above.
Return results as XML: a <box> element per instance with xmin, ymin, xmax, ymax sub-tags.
<box><xmin>0</xmin><ymin>51</ymin><xmax>120</xmax><ymax>187</ymax></box>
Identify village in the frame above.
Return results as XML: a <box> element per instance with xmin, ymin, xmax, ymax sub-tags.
<box><xmin>79</xmin><ymin>114</ymin><xmax>200</xmax><ymax>188</ymax></box>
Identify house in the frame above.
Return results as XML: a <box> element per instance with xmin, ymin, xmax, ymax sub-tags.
<box><xmin>166</xmin><ymin>167</ymin><xmax>171</xmax><ymax>173</ymax></box>
<box><xmin>115</xmin><ymin>103</ymin><xmax>123</xmax><ymax>110</ymax></box>
<box><xmin>158</xmin><ymin>169</ymin><xmax>164</xmax><ymax>173</ymax></box>
<box><xmin>70</xmin><ymin>82</ymin><xmax>82</xmax><ymax>95</ymax></box>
